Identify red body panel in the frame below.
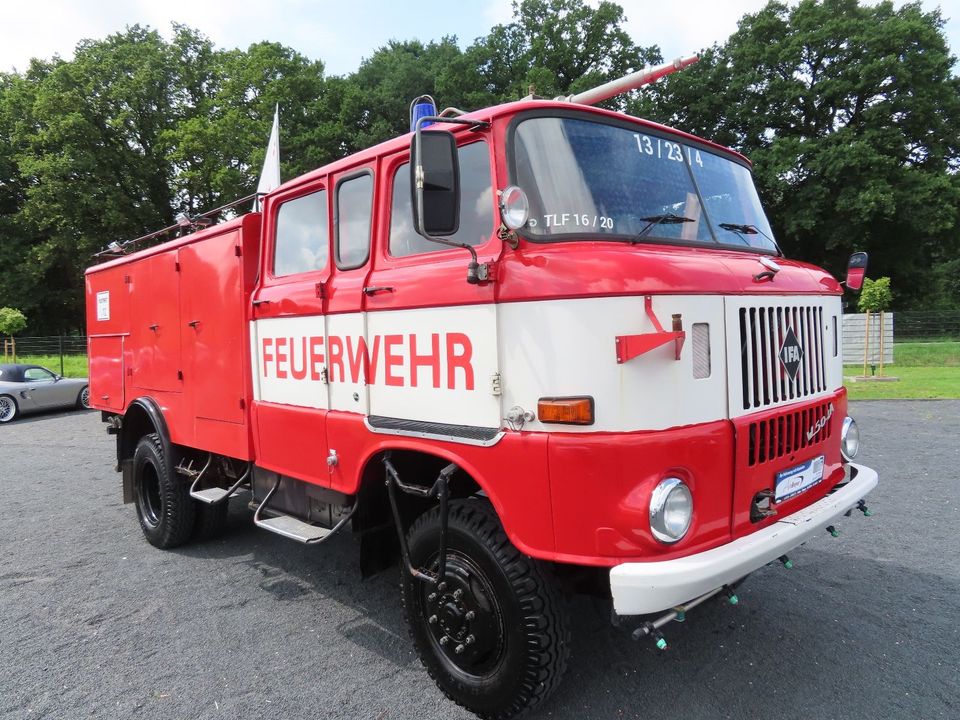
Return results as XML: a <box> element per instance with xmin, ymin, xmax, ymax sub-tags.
<box><xmin>86</xmin><ymin>214</ymin><xmax>261</xmax><ymax>460</ymax></box>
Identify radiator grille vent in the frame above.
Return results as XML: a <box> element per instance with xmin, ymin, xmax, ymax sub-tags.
<box><xmin>739</xmin><ymin>305</ymin><xmax>826</xmax><ymax>410</ymax></box>
<box><xmin>691</xmin><ymin>323</ymin><xmax>711</xmax><ymax>379</ymax></box>
<box><xmin>747</xmin><ymin>401</ymin><xmax>834</xmax><ymax>466</ymax></box>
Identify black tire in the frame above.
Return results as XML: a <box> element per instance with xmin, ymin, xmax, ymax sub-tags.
<box><xmin>401</xmin><ymin>500</ymin><xmax>570</xmax><ymax>720</ymax></box>
<box><xmin>193</xmin><ymin>499</ymin><xmax>229</xmax><ymax>541</ymax></box>
<box><xmin>132</xmin><ymin>434</ymin><xmax>195</xmax><ymax>549</ymax></box>
<box><xmin>0</xmin><ymin>395</ymin><xmax>17</xmax><ymax>423</ymax></box>
<box><xmin>77</xmin><ymin>385</ymin><xmax>90</xmax><ymax>409</ymax></box>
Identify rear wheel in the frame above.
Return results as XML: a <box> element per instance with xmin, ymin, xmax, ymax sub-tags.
<box><xmin>0</xmin><ymin>395</ymin><xmax>17</xmax><ymax>423</ymax></box>
<box><xmin>132</xmin><ymin>434</ymin><xmax>195</xmax><ymax>548</ymax></box>
<box><xmin>77</xmin><ymin>386</ymin><xmax>90</xmax><ymax>409</ymax></box>
<box><xmin>401</xmin><ymin>500</ymin><xmax>570</xmax><ymax>720</ymax></box>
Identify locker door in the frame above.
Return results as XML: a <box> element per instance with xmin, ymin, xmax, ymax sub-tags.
<box><xmin>130</xmin><ymin>251</ymin><xmax>182</xmax><ymax>393</ymax></box>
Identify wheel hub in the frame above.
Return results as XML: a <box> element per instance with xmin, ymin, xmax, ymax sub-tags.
<box><xmin>421</xmin><ymin>552</ymin><xmax>504</xmax><ymax>676</ymax></box>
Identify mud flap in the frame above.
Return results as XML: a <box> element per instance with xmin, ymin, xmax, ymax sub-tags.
<box><xmin>121</xmin><ymin>459</ymin><xmax>134</xmax><ymax>504</ymax></box>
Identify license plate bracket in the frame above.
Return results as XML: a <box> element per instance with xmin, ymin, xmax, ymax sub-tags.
<box><xmin>775</xmin><ymin>455</ymin><xmax>825</xmax><ymax>502</ymax></box>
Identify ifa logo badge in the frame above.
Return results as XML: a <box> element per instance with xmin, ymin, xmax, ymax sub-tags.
<box><xmin>778</xmin><ymin>326</ymin><xmax>804</xmax><ymax>382</ymax></box>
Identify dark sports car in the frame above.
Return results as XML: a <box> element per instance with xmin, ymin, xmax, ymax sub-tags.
<box><xmin>0</xmin><ymin>363</ymin><xmax>90</xmax><ymax>423</ymax></box>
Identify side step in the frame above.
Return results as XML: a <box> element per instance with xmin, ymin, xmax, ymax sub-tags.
<box><xmin>253</xmin><ymin>475</ymin><xmax>356</xmax><ymax>545</ymax></box>
<box><xmin>187</xmin><ymin>457</ymin><xmax>251</xmax><ymax>505</ymax></box>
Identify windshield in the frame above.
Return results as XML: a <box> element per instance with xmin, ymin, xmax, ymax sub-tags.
<box><xmin>510</xmin><ymin>115</ymin><xmax>778</xmax><ymax>253</ymax></box>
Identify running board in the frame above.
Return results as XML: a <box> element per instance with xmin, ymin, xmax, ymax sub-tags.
<box><xmin>188</xmin><ymin>457</ymin><xmax>251</xmax><ymax>505</ymax></box>
<box><xmin>253</xmin><ymin>475</ymin><xmax>356</xmax><ymax>545</ymax></box>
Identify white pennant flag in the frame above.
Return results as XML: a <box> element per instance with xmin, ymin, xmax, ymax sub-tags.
<box><xmin>254</xmin><ymin>105</ymin><xmax>281</xmax><ymax>209</ymax></box>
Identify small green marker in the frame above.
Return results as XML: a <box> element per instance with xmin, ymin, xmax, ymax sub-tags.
<box><xmin>784</xmin><ymin>559</ymin><xmax>793</xmax><ymax>569</ymax></box>
<box><xmin>863</xmin><ymin>509</ymin><xmax>873</xmax><ymax>517</ymax></box>
<box><xmin>728</xmin><ymin>594</ymin><xmax>739</xmax><ymax>606</ymax></box>
<box><xmin>675</xmin><ymin>611</ymin><xmax>686</xmax><ymax>622</ymax></box>
<box><xmin>830</xmin><ymin>527</ymin><xmax>840</xmax><ymax>538</ymax></box>
<box><xmin>656</xmin><ymin>637</ymin><xmax>668</xmax><ymax>650</ymax></box>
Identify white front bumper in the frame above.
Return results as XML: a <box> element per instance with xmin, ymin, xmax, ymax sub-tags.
<box><xmin>609</xmin><ymin>463</ymin><xmax>879</xmax><ymax>615</ymax></box>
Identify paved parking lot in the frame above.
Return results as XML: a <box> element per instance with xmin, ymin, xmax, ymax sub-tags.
<box><xmin>1</xmin><ymin>401</ymin><xmax>958</xmax><ymax>719</ymax></box>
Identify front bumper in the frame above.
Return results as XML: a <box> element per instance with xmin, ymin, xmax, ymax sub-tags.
<box><xmin>610</xmin><ymin>463</ymin><xmax>878</xmax><ymax>615</ymax></box>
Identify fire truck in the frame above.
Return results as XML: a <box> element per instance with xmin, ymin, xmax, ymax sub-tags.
<box><xmin>85</xmin><ymin>58</ymin><xmax>878</xmax><ymax>719</ymax></box>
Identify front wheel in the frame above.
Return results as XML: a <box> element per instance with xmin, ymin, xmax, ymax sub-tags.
<box><xmin>401</xmin><ymin>500</ymin><xmax>570</xmax><ymax>720</ymax></box>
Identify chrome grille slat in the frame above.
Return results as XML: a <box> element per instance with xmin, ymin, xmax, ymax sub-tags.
<box><xmin>739</xmin><ymin>302</ymin><xmax>828</xmax><ymax>411</ymax></box>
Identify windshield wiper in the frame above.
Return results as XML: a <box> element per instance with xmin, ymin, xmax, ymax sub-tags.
<box><xmin>718</xmin><ymin>221</ymin><xmax>781</xmax><ymax>253</ymax></box>
<box><xmin>633</xmin><ymin>213</ymin><xmax>695</xmax><ymax>241</ymax></box>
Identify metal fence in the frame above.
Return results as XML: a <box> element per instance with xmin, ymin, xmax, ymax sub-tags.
<box><xmin>894</xmin><ymin>312</ymin><xmax>960</xmax><ymax>341</ymax></box>
<box><xmin>2</xmin><ymin>336</ymin><xmax>89</xmax><ymax>375</ymax></box>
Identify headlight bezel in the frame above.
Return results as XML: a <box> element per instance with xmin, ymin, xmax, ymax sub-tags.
<box><xmin>841</xmin><ymin>416</ymin><xmax>860</xmax><ymax>461</ymax></box>
<box><xmin>649</xmin><ymin>477</ymin><xmax>693</xmax><ymax>544</ymax></box>
<box><xmin>499</xmin><ymin>185</ymin><xmax>530</xmax><ymax>230</ymax></box>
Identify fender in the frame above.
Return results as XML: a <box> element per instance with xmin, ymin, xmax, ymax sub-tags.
<box><xmin>118</xmin><ymin>397</ymin><xmax>173</xmax><ymax>504</ymax></box>
<box><xmin>348</xmin><ymin>431</ymin><xmax>554</xmax><ymax>560</ymax></box>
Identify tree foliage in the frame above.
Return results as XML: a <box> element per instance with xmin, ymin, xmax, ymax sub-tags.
<box><xmin>0</xmin><ymin>0</ymin><xmax>957</xmax><ymax>333</ymax></box>
<box><xmin>640</xmin><ymin>0</ymin><xmax>960</xmax><ymax>309</ymax></box>
<box><xmin>858</xmin><ymin>276</ymin><xmax>894</xmax><ymax>313</ymax></box>
<box><xmin>0</xmin><ymin>307</ymin><xmax>27</xmax><ymax>336</ymax></box>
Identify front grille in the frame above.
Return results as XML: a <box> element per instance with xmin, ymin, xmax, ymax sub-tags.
<box><xmin>739</xmin><ymin>305</ymin><xmax>826</xmax><ymax>410</ymax></box>
<box><xmin>747</xmin><ymin>400</ymin><xmax>834</xmax><ymax>466</ymax></box>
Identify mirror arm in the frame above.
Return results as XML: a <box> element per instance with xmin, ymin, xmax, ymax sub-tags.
<box><xmin>413</xmin><ymin>115</ymin><xmax>491</xmax><ymax>284</ymax></box>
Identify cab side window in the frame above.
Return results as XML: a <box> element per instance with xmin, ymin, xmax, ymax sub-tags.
<box><xmin>390</xmin><ymin>142</ymin><xmax>493</xmax><ymax>257</ymax></box>
<box><xmin>273</xmin><ymin>190</ymin><xmax>328</xmax><ymax>276</ymax></box>
<box><xmin>336</xmin><ymin>173</ymin><xmax>374</xmax><ymax>269</ymax></box>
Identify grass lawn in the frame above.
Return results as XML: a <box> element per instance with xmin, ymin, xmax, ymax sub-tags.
<box><xmin>7</xmin><ymin>354</ymin><xmax>90</xmax><ymax>378</ymax></box>
<box><xmin>845</xmin><ymin>340</ymin><xmax>960</xmax><ymax>399</ymax></box>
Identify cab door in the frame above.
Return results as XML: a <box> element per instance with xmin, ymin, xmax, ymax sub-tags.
<box><xmin>325</xmin><ymin>168</ymin><xmax>376</xmax><ymax>417</ymax></box>
<box><xmin>250</xmin><ymin>184</ymin><xmax>331</xmax><ymax>485</ymax></box>
<box><xmin>363</xmin><ymin>139</ymin><xmax>502</xmax><ymax>431</ymax></box>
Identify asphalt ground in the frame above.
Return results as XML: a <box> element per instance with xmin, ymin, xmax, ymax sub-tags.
<box><xmin>1</xmin><ymin>401</ymin><xmax>957</xmax><ymax>720</ymax></box>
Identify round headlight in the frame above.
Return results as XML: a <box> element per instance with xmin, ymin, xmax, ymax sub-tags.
<box><xmin>649</xmin><ymin>477</ymin><xmax>693</xmax><ymax>544</ymax></box>
<box><xmin>499</xmin><ymin>185</ymin><xmax>529</xmax><ymax>230</ymax></box>
<box><xmin>841</xmin><ymin>416</ymin><xmax>860</xmax><ymax>461</ymax></box>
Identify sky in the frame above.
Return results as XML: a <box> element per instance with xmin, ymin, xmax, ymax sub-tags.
<box><xmin>0</xmin><ymin>0</ymin><xmax>957</xmax><ymax>79</ymax></box>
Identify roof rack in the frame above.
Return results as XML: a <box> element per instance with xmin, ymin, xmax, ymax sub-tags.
<box><xmin>94</xmin><ymin>192</ymin><xmax>259</xmax><ymax>259</ymax></box>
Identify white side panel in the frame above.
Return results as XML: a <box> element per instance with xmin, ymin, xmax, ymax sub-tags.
<box><xmin>252</xmin><ymin>316</ymin><xmax>329</xmax><ymax>409</ymax></box>
<box><xmin>326</xmin><ymin>312</ymin><xmax>368</xmax><ymax>413</ymax></box>
<box><xmin>366</xmin><ymin>304</ymin><xmax>501</xmax><ymax>428</ymax></box>
<box><xmin>498</xmin><ymin>295</ymin><xmax>728</xmax><ymax>432</ymax></box>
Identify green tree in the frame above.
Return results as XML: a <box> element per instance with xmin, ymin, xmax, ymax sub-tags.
<box><xmin>640</xmin><ymin>0</ymin><xmax>960</xmax><ymax>309</ymax></box>
<box><xmin>0</xmin><ymin>307</ymin><xmax>27</xmax><ymax>336</ymax></box>
<box><xmin>470</xmin><ymin>0</ymin><xmax>660</xmax><ymax>103</ymax></box>
<box><xmin>858</xmin><ymin>276</ymin><xmax>894</xmax><ymax>313</ymax></box>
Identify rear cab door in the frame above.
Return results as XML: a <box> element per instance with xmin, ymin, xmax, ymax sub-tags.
<box><xmin>250</xmin><ymin>181</ymin><xmax>331</xmax><ymax>484</ymax></box>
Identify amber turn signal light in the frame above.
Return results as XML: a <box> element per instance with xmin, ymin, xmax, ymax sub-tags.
<box><xmin>537</xmin><ymin>396</ymin><xmax>595</xmax><ymax>425</ymax></box>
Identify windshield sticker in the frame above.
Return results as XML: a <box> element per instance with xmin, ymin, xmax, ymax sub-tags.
<box><xmin>529</xmin><ymin>214</ymin><xmax>614</xmax><ymax>230</ymax></box>
<box><xmin>634</xmin><ymin>133</ymin><xmax>703</xmax><ymax>167</ymax></box>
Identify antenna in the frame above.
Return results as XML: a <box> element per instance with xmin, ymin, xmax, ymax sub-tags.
<box><xmin>561</xmin><ymin>55</ymin><xmax>699</xmax><ymax>106</ymax></box>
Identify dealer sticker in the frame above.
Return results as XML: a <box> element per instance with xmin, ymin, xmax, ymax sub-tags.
<box><xmin>775</xmin><ymin>455</ymin><xmax>825</xmax><ymax>502</ymax></box>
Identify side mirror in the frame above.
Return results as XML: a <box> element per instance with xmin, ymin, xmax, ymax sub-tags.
<box><xmin>846</xmin><ymin>251</ymin><xmax>868</xmax><ymax>291</ymax></box>
<box><xmin>411</xmin><ymin>130</ymin><xmax>460</xmax><ymax>237</ymax></box>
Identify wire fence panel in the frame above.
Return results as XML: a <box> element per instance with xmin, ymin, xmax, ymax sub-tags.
<box><xmin>894</xmin><ymin>312</ymin><xmax>960</xmax><ymax>341</ymax></box>
<box><xmin>3</xmin><ymin>336</ymin><xmax>90</xmax><ymax>357</ymax></box>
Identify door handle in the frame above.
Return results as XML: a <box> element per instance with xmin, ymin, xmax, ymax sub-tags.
<box><xmin>252</xmin><ymin>299</ymin><xmax>271</xmax><ymax>306</ymax></box>
<box><xmin>149</xmin><ymin>324</ymin><xmax>159</xmax><ymax>332</ymax></box>
<box><xmin>187</xmin><ymin>320</ymin><xmax>200</xmax><ymax>328</ymax></box>
<box><xmin>363</xmin><ymin>286</ymin><xmax>395</xmax><ymax>296</ymax></box>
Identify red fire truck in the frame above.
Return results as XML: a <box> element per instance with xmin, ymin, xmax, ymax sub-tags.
<box><xmin>85</xmin><ymin>59</ymin><xmax>878</xmax><ymax>719</ymax></box>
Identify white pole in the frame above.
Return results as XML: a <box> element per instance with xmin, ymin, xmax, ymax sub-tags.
<box><xmin>566</xmin><ymin>55</ymin><xmax>700</xmax><ymax>106</ymax></box>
